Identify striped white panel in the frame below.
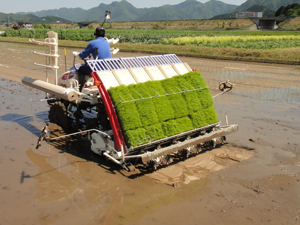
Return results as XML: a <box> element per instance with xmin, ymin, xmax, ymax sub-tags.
<box><xmin>144</xmin><ymin>66</ymin><xmax>166</xmax><ymax>80</ymax></box>
<box><xmin>172</xmin><ymin>63</ymin><xmax>190</xmax><ymax>75</ymax></box>
<box><xmin>96</xmin><ymin>71</ymin><xmax>120</xmax><ymax>89</ymax></box>
<box><xmin>129</xmin><ymin>68</ymin><xmax>152</xmax><ymax>83</ymax></box>
<box><xmin>159</xmin><ymin>65</ymin><xmax>178</xmax><ymax>78</ymax></box>
<box><xmin>113</xmin><ymin>69</ymin><xmax>137</xmax><ymax>85</ymax></box>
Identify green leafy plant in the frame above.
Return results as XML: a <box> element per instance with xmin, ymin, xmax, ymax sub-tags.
<box><xmin>108</xmin><ymin>71</ymin><xmax>218</xmax><ymax>147</ymax></box>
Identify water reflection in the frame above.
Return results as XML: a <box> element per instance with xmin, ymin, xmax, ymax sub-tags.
<box><xmin>0</xmin><ymin>113</ymin><xmax>47</xmax><ymax>137</ymax></box>
<box><xmin>25</xmin><ymin>147</ymin><xmax>124</xmax><ymax>223</ymax></box>
<box><xmin>235</xmin><ymin>86</ymin><xmax>300</xmax><ymax>103</ymax></box>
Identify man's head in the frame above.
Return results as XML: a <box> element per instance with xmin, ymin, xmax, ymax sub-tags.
<box><xmin>94</xmin><ymin>26</ymin><xmax>105</xmax><ymax>37</ymax></box>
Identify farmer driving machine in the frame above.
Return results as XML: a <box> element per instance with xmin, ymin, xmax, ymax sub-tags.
<box><xmin>22</xmin><ymin>12</ymin><xmax>237</xmax><ymax>171</ymax></box>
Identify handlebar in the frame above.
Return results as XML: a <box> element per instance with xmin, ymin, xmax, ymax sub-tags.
<box><xmin>72</xmin><ymin>51</ymin><xmax>80</xmax><ymax>57</ymax></box>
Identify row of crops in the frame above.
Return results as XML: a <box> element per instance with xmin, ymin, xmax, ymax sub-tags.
<box><xmin>162</xmin><ymin>35</ymin><xmax>300</xmax><ymax>49</ymax></box>
<box><xmin>2</xmin><ymin>29</ymin><xmax>243</xmax><ymax>43</ymax></box>
<box><xmin>2</xmin><ymin>28</ymin><xmax>300</xmax><ymax>49</ymax></box>
<box><xmin>2</xmin><ymin>29</ymin><xmax>199</xmax><ymax>43</ymax></box>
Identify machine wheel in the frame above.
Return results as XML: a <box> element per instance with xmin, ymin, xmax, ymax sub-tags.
<box><xmin>127</xmin><ymin>164</ymin><xmax>136</xmax><ymax>172</ymax></box>
<box><xmin>148</xmin><ymin>160</ymin><xmax>158</xmax><ymax>171</ymax></box>
<box><xmin>48</xmin><ymin>101</ymin><xmax>71</xmax><ymax>130</ymax></box>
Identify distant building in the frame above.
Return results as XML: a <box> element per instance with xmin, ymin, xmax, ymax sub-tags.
<box><xmin>236</xmin><ymin>11</ymin><xmax>263</xmax><ymax>19</ymax></box>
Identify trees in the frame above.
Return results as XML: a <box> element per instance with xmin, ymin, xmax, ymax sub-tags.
<box><xmin>275</xmin><ymin>6</ymin><xmax>285</xmax><ymax>16</ymax></box>
<box><xmin>275</xmin><ymin>3</ymin><xmax>300</xmax><ymax>16</ymax></box>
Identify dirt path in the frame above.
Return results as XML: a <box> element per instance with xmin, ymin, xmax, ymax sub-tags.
<box><xmin>0</xmin><ymin>42</ymin><xmax>299</xmax><ymax>225</ymax></box>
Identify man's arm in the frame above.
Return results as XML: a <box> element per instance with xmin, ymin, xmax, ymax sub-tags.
<box><xmin>79</xmin><ymin>43</ymin><xmax>93</xmax><ymax>59</ymax></box>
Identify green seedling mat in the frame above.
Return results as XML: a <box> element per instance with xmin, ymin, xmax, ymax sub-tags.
<box><xmin>108</xmin><ymin>71</ymin><xmax>219</xmax><ymax>147</ymax></box>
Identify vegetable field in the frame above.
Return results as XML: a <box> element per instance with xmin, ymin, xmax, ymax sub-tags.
<box><xmin>162</xmin><ymin>35</ymin><xmax>300</xmax><ymax>49</ymax></box>
<box><xmin>2</xmin><ymin>28</ymin><xmax>300</xmax><ymax>49</ymax></box>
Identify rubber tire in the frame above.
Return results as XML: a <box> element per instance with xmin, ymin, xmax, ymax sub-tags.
<box><xmin>48</xmin><ymin>101</ymin><xmax>71</xmax><ymax>130</ymax></box>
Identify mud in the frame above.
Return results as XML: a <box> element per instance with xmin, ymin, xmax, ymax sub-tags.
<box><xmin>0</xmin><ymin>42</ymin><xmax>300</xmax><ymax>225</ymax></box>
<box><xmin>147</xmin><ymin>144</ymin><xmax>254</xmax><ymax>186</ymax></box>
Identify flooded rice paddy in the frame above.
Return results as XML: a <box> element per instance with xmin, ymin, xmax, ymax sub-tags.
<box><xmin>0</xmin><ymin>42</ymin><xmax>299</xmax><ymax>225</ymax></box>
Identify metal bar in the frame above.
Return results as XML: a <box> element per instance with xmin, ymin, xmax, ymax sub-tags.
<box><xmin>92</xmin><ymin>61</ymin><xmax>101</xmax><ymax>71</ymax></box>
<box><xmin>113</xmin><ymin>86</ymin><xmax>209</xmax><ymax>105</ymax></box>
<box><xmin>120</xmin><ymin>58</ymin><xmax>130</xmax><ymax>68</ymax></box>
<box><xmin>32</xmin><ymin>51</ymin><xmax>59</xmax><ymax>57</ymax></box>
<box><xmin>128</xmin><ymin>124</ymin><xmax>239</xmax><ymax>163</ymax></box>
<box><xmin>87</xmin><ymin>59</ymin><xmax>111</xmax><ymax>72</ymax></box>
<box><xmin>103</xmin><ymin>60</ymin><xmax>114</xmax><ymax>70</ymax></box>
<box><xmin>47</xmin><ymin>129</ymin><xmax>112</xmax><ymax>141</ymax></box>
<box><xmin>213</xmin><ymin>90</ymin><xmax>229</xmax><ymax>98</ymax></box>
<box><xmin>126</xmin><ymin>58</ymin><xmax>134</xmax><ymax>68</ymax></box>
<box><xmin>135</xmin><ymin>57</ymin><xmax>148</xmax><ymax>67</ymax></box>
<box><xmin>151</xmin><ymin>55</ymin><xmax>171</xmax><ymax>65</ymax></box>
<box><xmin>29</xmin><ymin>39</ymin><xmax>57</xmax><ymax>46</ymax></box>
<box><xmin>100</xmin><ymin>60</ymin><xmax>110</xmax><ymax>71</ymax></box>
<box><xmin>103</xmin><ymin>152</ymin><xmax>122</xmax><ymax>165</ymax></box>
<box><xmin>136</xmin><ymin>56</ymin><xmax>157</xmax><ymax>67</ymax></box>
<box><xmin>33</xmin><ymin>62</ymin><xmax>59</xmax><ymax>69</ymax></box>
<box><xmin>130</xmin><ymin>58</ymin><xmax>140</xmax><ymax>68</ymax></box>
<box><xmin>121</xmin><ymin>57</ymin><xmax>140</xmax><ymax>68</ymax></box>
<box><xmin>129</xmin><ymin>122</ymin><xmax>220</xmax><ymax>152</ymax></box>
<box><xmin>104</xmin><ymin>58</ymin><xmax>126</xmax><ymax>70</ymax></box>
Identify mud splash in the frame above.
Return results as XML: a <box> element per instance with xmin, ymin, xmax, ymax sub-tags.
<box><xmin>147</xmin><ymin>144</ymin><xmax>254</xmax><ymax>186</ymax></box>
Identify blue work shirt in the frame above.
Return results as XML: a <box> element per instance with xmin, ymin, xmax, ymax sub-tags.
<box><xmin>79</xmin><ymin>37</ymin><xmax>112</xmax><ymax>60</ymax></box>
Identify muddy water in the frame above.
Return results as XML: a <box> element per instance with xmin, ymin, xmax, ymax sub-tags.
<box><xmin>0</xmin><ymin>42</ymin><xmax>300</xmax><ymax>225</ymax></box>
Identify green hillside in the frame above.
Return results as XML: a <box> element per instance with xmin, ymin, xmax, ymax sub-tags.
<box><xmin>18</xmin><ymin>1</ymin><xmax>151</xmax><ymax>22</ymax></box>
<box><xmin>146</xmin><ymin>0</ymin><xmax>237</xmax><ymax>20</ymax></box>
<box><xmin>275</xmin><ymin>3</ymin><xmax>300</xmax><ymax>16</ymax></box>
<box><xmin>0</xmin><ymin>12</ymin><xmax>70</xmax><ymax>24</ymax></box>
<box><xmin>235</xmin><ymin>0</ymin><xmax>300</xmax><ymax>12</ymax></box>
<box><xmin>15</xmin><ymin>0</ymin><xmax>237</xmax><ymax>22</ymax></box>
<box><xmin>0</xmin><ymin>12</ymin><xmax>39</xmax><ymax>24</ymax></box>
<box><xmin>9</xmin><ymin>0</ymin><xmax>300</xmax><ymax>23</ymax></box>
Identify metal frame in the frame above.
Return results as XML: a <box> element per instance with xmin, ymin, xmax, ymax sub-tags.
<box><xmin>163</xmin><ymin>54</ymin><xmax>182</xmax><ymax>64</ymax></box>
<box><xmin>87</xmin><ymin>54</ymin><xmax>184</xmax><ymax>73</ymax></box>
<box><xmin>91</xmin><ymin>71</ymin><xmax>127</xmax><ymax>153</ymax></box>
<box><xmin>88</xmin><ymin>59</ymin><xmax>111</xmax><ymax>72</ymax></box>
<box><xmin>104</xmin><ymin>58</ymin><xmax>127</xmax><ymax>70</ymax></box>
<box><xmin>136</xmin><ymin>56</ymin><xmax>157</xmax><ymax>67</ymax></box>
<box><xmin>150</xmin><ymin>55</ymin><xmax>171</xmax><ymax>65</ymax></box>
<box><xmin>120</xmin><ymin>57</ymin><xmax>143</xmax><ymax>68</ymax></box>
